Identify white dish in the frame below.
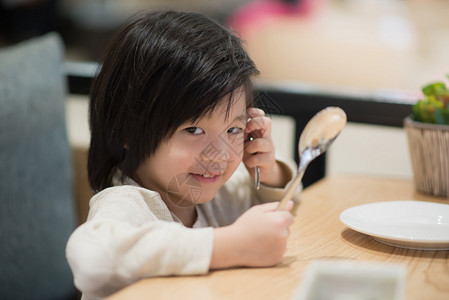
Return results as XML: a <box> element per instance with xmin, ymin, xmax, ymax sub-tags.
<box><xmin>340</xmin><ymin>200</ymin><xmax>449</xmax><ymax>250</ymax></box>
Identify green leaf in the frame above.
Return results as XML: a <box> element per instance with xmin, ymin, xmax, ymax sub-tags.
<box><xmin>411</xmin><ymin>103</ymin><xmax>422</xmax><ymax>122</ymax></box>
<box><xmin>422</xmin><ymin>82</ymin><xmax>447</xmax><ymax>97</ymax></box>
<box><xmin>412</xmin><ymin>100</ymin><xmax>435</xmax><ymax>123</ymax></box>
<box><xmin>412</xmin><ymin>75</ymin><xmax>449</xmax><ymax>124</ymax></box>
<box><xmin>434</xmin><ymin>107</ymin><xmax>449</xmax><ymax>125</ymax></box>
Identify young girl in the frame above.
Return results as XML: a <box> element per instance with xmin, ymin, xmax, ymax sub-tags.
<box><xmin>66</xmin><ymin>10</ymin><xmax>301</xmax><ymax>299</ymax></box>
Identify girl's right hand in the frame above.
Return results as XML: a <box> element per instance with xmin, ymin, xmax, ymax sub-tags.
<box><xmin>210</xmin><ymin>201</ymin><xmax>294</xmax><ymax>269</ymax></box>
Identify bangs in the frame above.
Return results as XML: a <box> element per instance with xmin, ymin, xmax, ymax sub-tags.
<box><xmin>180</xmin><ymin>81</ymin><xmax>255</xmax><ymax>132</ymax></box>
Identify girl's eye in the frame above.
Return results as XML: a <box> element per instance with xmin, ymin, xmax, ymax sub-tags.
<box><xmin>185</xmin><ymin>127</ymin><xmax>204</xmax><ymax>135</ymax></box>
<box><xmin>227</xmin><ymin>127</ymin><xmax>243</xmax><ymax>134</ymax></box>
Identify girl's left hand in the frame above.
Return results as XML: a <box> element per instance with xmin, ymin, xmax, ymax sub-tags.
<box><xmin>244</xmin><ymin>108</ymin><xmax>288</xmax><ymax>188</ymax></box>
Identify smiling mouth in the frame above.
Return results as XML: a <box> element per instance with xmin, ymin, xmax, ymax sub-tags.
<box><xmin>201</xmin><ymin>174</ymin><xmax>215</xmax><ymax>178</ymax></box>
<box><xmin>190</xmin><ymin>173</ymin><xmax>220</xmax><ymax>183</ymax></box>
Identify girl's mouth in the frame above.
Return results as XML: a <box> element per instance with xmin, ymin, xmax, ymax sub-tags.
<box><xmin>190</xmin><ymin>173</ymin><xmax>220</xmax><ymax>184</ymax></box>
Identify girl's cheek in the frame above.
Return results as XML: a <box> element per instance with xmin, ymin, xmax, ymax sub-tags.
<box><xmin>229</xmin><ymin>147</ymin><xmax>244</xmax><ymax>167</ymax></box>
<box><xmin>226</xmin><ymin>133</ymin><xmax>245</xmax><ymax>157</ymax></box>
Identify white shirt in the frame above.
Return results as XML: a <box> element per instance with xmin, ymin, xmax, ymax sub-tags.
<box><xmin>66</xmin><ymin>158</ymin><xmax>301</xmax><ymax>299</ymax></box>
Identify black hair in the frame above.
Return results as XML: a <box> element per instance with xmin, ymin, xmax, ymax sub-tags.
<box><xmin>88</xmin><ymin>10</ymin><xmax>259</xmax><ymax>192</ymax></box>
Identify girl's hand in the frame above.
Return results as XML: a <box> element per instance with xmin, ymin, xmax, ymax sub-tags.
<box><xmin>210</xmin><ymin>201</ymin><xmax>294</xmax><ymax>269</ymax></box>
<box><xmin>244</xmin><ymin>108</ymin><xmax>289</xmax><ymax>188</ymax></box>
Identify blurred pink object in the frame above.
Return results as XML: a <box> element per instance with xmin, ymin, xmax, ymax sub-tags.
<box><xmin>227</xmin><ymin>0</ymin><xmax>317</xmax><ymax>35</ymax></box>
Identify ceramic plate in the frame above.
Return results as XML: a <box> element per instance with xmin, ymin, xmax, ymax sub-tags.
<box><xmin>340</xmin><ymin>201</ymin><xmax>449</xmax><ymax>250</ymax></box>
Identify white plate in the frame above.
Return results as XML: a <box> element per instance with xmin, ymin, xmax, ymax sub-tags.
<box><xmin>340</xmin><ymin>201</ymin><xmax>449</xmax><ymax>250</ymax></box>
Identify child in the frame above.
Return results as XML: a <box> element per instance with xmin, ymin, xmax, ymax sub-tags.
<box><xmin>66</xmin><ymin>10</ymin><xmax>301</xmax><ymax>299</ymax></box>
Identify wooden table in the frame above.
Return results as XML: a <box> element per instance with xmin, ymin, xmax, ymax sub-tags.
<box><xmin>108</xmin><ymin>175</ymin><xmax>449</xmax><ymax>300</ymax></box>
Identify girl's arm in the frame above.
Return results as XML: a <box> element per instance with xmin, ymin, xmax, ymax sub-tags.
<box><xmin>66</xmin><ymin>187</ymin><xmax>213</xmax><ymax>298</ymax></box>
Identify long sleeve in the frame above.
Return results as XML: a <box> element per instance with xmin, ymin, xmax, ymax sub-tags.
<box><xmin>65</xmin><ymin>186</ymin><xmax>213</xmax><ymax>299</ymax></box>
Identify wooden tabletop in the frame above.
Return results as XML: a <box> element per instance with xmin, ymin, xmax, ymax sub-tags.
<box><xmin>108</xmin><ymin>175</ymin><xmax>449</xmax><ymax>300</ymax></box>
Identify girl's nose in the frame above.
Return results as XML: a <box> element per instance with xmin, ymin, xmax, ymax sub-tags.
<box><xmin>198</xmin><ymin>141</ymin><xmax>230</xmax><ymax>163</ymax></box>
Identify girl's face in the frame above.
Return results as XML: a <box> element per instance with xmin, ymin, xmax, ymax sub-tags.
<box><xmin>133</xmin><ymin>91</ymin><xmax>247</xmax><ymax>210</ymax></box>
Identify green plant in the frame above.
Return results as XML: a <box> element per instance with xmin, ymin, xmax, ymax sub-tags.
<box><xmin>411</xmin><ymin>75</ymin><xmax>449</xmax><ymax>125</ymax></box>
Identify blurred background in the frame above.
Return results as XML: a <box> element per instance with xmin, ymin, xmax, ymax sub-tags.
<box><xmin>1</xmin><ymin>0</ymin><xmax>448</xmax><ymax>91</ymax></box>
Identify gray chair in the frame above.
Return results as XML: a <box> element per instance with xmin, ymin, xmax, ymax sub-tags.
<box><xmin>0</xmin><ymin>33</ymin><xmax>77</xmax><ymax>299</ymax></box>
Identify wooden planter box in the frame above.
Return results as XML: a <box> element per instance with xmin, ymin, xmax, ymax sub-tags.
<box><xmin>404</xmin><ymin>116</ymin><xmax>449</xmax><ymax>197</ymax></box>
